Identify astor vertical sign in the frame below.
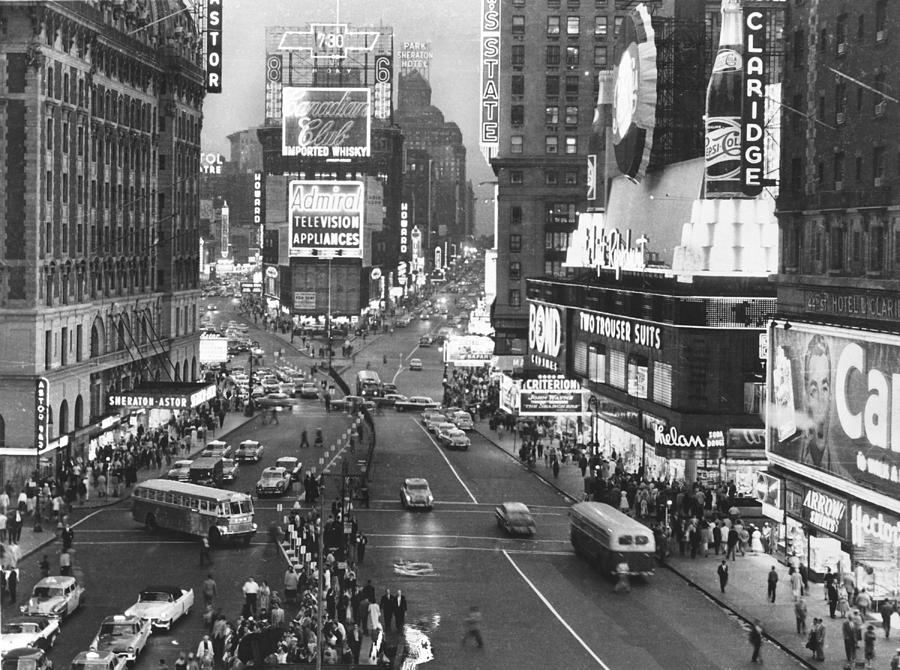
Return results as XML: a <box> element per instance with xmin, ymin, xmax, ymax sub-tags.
<box><xmin>741</xmin><ymin>8</ymin><xmax>767</xmax><ymax>197</ymax></box>
<box><xmin>206</xmin><ymin>0</ymin><xmax>222</xmax><ymax>93</ymax></box>
<box><xmin>479</xmin><ymin>0</ymin><xmax>500</xmax><ymax>161</ymax></box>
<box><xmin>35</xmin><ymin>377</ymin><xmax>49</xmax><ymax>452</ymax></box>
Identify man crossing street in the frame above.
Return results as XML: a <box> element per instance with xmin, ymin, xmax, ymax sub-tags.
<box><xmin>717</xmin><ymin>560</ymin><xmax>729</xmax><ymax>593</ymax></box>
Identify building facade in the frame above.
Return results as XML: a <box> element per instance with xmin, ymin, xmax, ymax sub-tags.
<box><xmin>0</xmin><ymin>0</ymin><xmax>204</xmax><ymax>486</ymax></box>
<box><xmin>767</xmin><ymin>0</ymin><xmax>900</xmax><ymax>592</ymax></box>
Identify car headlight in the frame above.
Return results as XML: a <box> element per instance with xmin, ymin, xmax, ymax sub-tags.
<box><xmin>426</xmin><ymin>494</ymin><xmax>434</xmax><ymax>503</ymax></box>
<box><xmin>52</xmin><ymin>602</ymin><xmax>66</xmax><ymax>613</ymax></box>
<box><xmin>127</xmin><ymin>646</ymin><xmax>135</xmax><ymax>653</ymax></box>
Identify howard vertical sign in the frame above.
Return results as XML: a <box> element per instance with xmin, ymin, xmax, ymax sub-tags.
<box><xmin>206</xmin><ymin>0</ymin><xmax>222</xmax><ymax>93</ymax></box>
<box><xmin>741</xmin><ymin>7</ymin><xmax>766</xmax><ymax>196</ymax></box>
<box><xmin>35</xmin><ymin>377</ymin><xmax>49</xmax><ymax>452</ymax></box>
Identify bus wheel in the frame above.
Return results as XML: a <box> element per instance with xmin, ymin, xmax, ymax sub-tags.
<box><xmin>242</xmin><ymin>534</ymin><xmax>252</xmax><ymax>546</ymax></box>
<box><xmin>146</xmin><ymin>515</ymin><xmax>158</xmax><ymax>532</ymax></box>
<box><xmin>209</xmin><ymin>528</ymin><xmax>221</xmax><ymax>547</ymax></box>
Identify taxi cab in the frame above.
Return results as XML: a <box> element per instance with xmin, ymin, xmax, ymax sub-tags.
<box><xmin>69</xmin><ymin>651</ymin><xmax>128</xmax><ymax>670</ymax></box>
<box><xmin>89</xmin><ymin>615</ymin><xmax>151</xmax><ymax>663</ymax></box>
<box><xmin>21</xmin><ymin>575</ymin><xmax>85</xmax><ymax>618</ymax></box>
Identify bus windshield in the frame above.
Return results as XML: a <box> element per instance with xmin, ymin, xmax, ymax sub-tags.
<box><xmin>229</xmin><ymin>500</ymin><xmax>251</xmax><ymax>515</ymax></box>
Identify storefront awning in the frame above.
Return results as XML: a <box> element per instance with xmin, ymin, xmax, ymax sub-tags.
<box><xmin>108</xmin><ymin>382</ymin><xmax>217</xmax><ymax>410</ymax></box>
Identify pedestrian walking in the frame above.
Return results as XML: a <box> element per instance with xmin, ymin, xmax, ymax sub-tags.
<box><xmin>284</xmin><ymin>566</ymin><xmax>299</xmax><ymax>604</ymax></box>
<box><xmin>749</xmin><ymin>619</ymin><xmax>764</xmax><ymax>663</ymax></box>
<box><xmin>795</xmin><ymin>597</ymin><xmax>808</xmax><ymax>635</ymax></box>
<box><xmin>59</xmin><ymin>548</ymin><xmax>72</xmax><ymax>575</ymax></box>
<box><xmin>790</xmin><ymin>569</ymin><xmax>803</xmax><ymax>602</ymax></box>
<box><xmin>842</xmin><ymin>617</ymin><xmax>858</xmax><ymax>665</ymax></box>
<box><xmin>766</xmin><ymin>565</ymin><xmax>778</xmax><ymax>602</ymax></box>
<box><xmin>864</xmin><ymin>623</ymin><xmax>876</xmax><ymax>669</ymax></box>
<box><xmin>891</xmin><ymin>648</ymin><xmax>900</xmax><ymax>670</ymax></box>
<box><xmin>202</xmin><ymin>573</ymin><xmax>217</xmax><ymax>608</ymax></box>
<box><xmin>614</xmin><ymin>560</ymin><xmax>631</xmax><ymax>593</ymax></box>
<box><xmin>461</xmin><ymin>605</ymin><xmax>484</xmax><ymax>648</ymax></box>
<box><xmin>242</xmin><ymin>576</ymin><xmax>259</xmax><ymax>616</ymax></box>
<box><xmin>380</xmin><ymin>589</ymin><xmax>395</xmax><ymax>631</ymax></box>
<box><xmin>717</xmin><ymin>559</ymin><xmax>729</xmax><ymax>593</ymax></box>
<box><xmin>199</xmin><ymin>536</ymin><xmax>213</xmax><ymax>566</ymax></box>
<box><xmin>882</xmin><ymin>599</ymin><xmax>896</xmax><ymax>638</ymax></box>
<box><xmin>394</xmin><ymin>589</ymin><xmax>407</xmax><ymax>631</ymax></box>
<box><xmin>726</xmin><ymin>526</ymin><xmax>739</xmax><ymax>561</ymax></box>
<box><xmin>6</xmin><ymin>567</ymin><xmax>18</xmax><ymax>603</ymax></box>
<box><xmin>828</xmin><ymin>581</ymin><xmax>839</xmax><ymax>618</ymax></box>
<box><xmin>61</xmin><ymin>524</ymin><xmax>74</xmax><ymax>551</ymax></box>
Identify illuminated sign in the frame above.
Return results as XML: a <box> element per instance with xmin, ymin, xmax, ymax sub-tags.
<box><xmin>528</xmin><ymin>302</ymin><xmax>563</xmax><ymax>371</ymax></box>
<box><xmin>564</xmin><ymin>212</ymin><xmax>648</xmax><ymax>278</ymax></box>
<box><xmin>200</xmin><ymin>153</ymin><xmax>223</xmax><ymax>174</ymax></box>
<box><xmin>851</xmin><ymin>504</ymin><xmax>900</xmax><ymax>549</ymax></box>
<box><xmin>479</xmin><ymin>0</ymin><xmax>500</xmax><ymax>160</ymax></box>
<box><xmin>35</xmin><ymin>377</ymin><xmax>49</xmax><ymax>452</ymax></box>
<box><xmin>803</xmin><ymin>488</ymin><xmax>846</xmax><ymax>535</ymax></box>
<box><xmin>398</xmin><ymin>41</ymin><xmax>433</xmax><ymax>71</ymax></box>
<box><xmin>519</xmin><ymin>375</ymin><xmax>584</xmax><ymax>416</ymax></box>
<box><xmin>499</xmin><ymin>374</ymin><xmax>520</xmax><ymax>414</ymax></box>
<box><xmin>206</xmin><ymin>0</ymin><xmax>222</xmax><ymax>93</ymax></box>
<box><xmin>400</xmin><ymin>202</ymin><xmax>409</xmax><ymax>257</ymax></box>
<box><xmin>241</xmin><ymin>282</ymin><xmax>262</xmax><ymax>294</ymax></box>
<box><xmin>108</xmin><ymin>385</ymin><xmax>217</xmax><ymax>410</ymax></box>
<box><xmin>282</xmin><ymin>87</ymin><xmax>371</xmax><ymax>158</ymax></box>
<box><xmin>265</xmin><ymin>266</ymin><xmax>278</xmax><ymax>279</ymax></box>
<box><xmin>577</xmin><ymin>310</ymin><xmax>661</xmax><ymax>350</ymax></box>
<box><xmin>288</xmin><ymin>180</ymin><xmax>363</xmax><ymax>258</ymax></box>
<box><xmin>654</xmin><ymin>426</ymin><xmax>708</xmax><ymax>449</ymax></box>
<box><xmin>741</xmin><ymin>8</ymin><xmax>766</xmax><ymax>196</ymax></box>
<box><xmin>199</xmin><ymin>334</ymin><xmax>229</xmax><ymax>364</ymax></box>
<box><xmin>253</xmin><ymin>171</ymin><xmax>265</xmax><ymax>225</ymax></box>
<box><xmin>374</xmin><ymin>55</ymin><xmax>392</xmax><ymax>120</ymax></box>
<box><xmin>586</xmin><ymin>154</ymin><xmax>597</xmax><ymax>201</ymax></box>
<box><xmin>294</xmin><ymin>291</ymin><xmax>316</xmax><ymax>310</ymax></box>
<box><xmin>278</xmin><ymin>23</ymin><xmax>380</xmax><ymax>61</ymax></box>
<box><xmin>754</xmin><ymin>472</ymin><xmax>783</xmax><ymax>521</ymax></box>
<box><xmin>443</xmin><ymin>335</ymin><xmax>494</xmax><ymax>367</ymax></box>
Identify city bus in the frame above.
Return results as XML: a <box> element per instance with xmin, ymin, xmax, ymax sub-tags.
<box><xmin>569</xmin><ymin>502</ymin><xmax>656</xmax><ymax>577</ymax></box>
<box><xmin>132</xmin><ymin>479</ymin><xmax>256</xmax><ymax>546</ymax></box>
<box><xmin>356</xmin><ymin>370</ymin><xmax>382</xmax><ymax>398</ymax></box>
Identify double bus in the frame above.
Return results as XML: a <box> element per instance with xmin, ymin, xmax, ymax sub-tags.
<box><xmin>356</xmin><ymin>370</ymin><xmax>382</xmax><ymax>398</ymax></box>
<box><xmin>132</xmin><ymin>479</ymin><xmax>256</xmax><ymax>545</ymax></box>
<box><xmin>569</xmin><ymin>502</ymin><xmax>656</xmax><ymax>577</ymax></box>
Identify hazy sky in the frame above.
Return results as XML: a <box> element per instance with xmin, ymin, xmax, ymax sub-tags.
<box><xmin>201</xmin><ymin>0</ymin><xmax>496</xmax><ymax>232</ymax></box>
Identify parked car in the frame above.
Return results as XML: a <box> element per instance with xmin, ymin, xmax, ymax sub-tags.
<box><xmin>89</xmin><ymin>615</ymin><xmax>151</xmax><ymax>663</ymax></box>
<box><xmin>495</xmin><ymin>502</ymin><xmax>536</xmax><ymax>536</ymax></box>
<box><xmin>256</xmin><ymin>467</ymin><xmax>292</xmax><ymax>496</ymax></box>
<box><xmin>408</xmin><ymin>358</ymin><xmax>423</xmax><ymax>371</ymax></box>
<box><xmin>430</xmin><ymin>421</ymin><xmax>456</xmax><ymax>438</ymax></box>
<box><xmin>421</xmin><ymin>412</ymin><xmax>447</xmax><ymax>432</ymax></box>
<box><xmin>400</xmin><ymin>478</ymin><xmax>433</xmax><ymax>511</ymax></box>
<box><xmin>124</xmin><ymin>586</ymin><xmax>194</xmax><ymax>631</ymax></box>
<box><xmin>298</xmin><ymin>382</ymin><xmax>319</xmax><ymax>399</ymax></box>
<box><xmin>275</xmin><ymin>457</ymin><xmax>303</xmax><ymax>481</ymax></box>
<box><xmin>69</xmin><ymin>651</ymin><xmax>129</xmax><ymax>670</ymax></box>
<box><xmin>381</xmin><ymin>382</ymin><xmax>399</xmax><ymax>395</ymax></box>
<box><xmin>394</xmin><ymin>396</ymin><xmax>440</xmax><ymax>412</ymax></box>
<box><xmin>437</xmin><ymin>427</ymin><xmax>471</xmax><ymax>450</ymax></box>
<box><xmin>449</xmin><ymin>410</ymin><xmax>475</xmax><ymax>431</ymax></box>
<box><xmin>200</xmin><ymin>440</ymin><xmax>232</xmax><ymax>459</ymax></box>
<box><xmin>20</xmin><ymin>576</ymin><xmax>85</xmax><ymax>619</ymax></box>
<box><xmin>221</xmin><ymin>458</ymin><xmax>239</xmax><ymax>483</ymax></box>
<box><xmin>234</xmin><ymin>440</ymin><xmax>264</xmax><ymax>462</ymax></box>
<box><xmin>0</xmin><ymin>617</ymin><xmax>59</xmax><ymax>655</ymax></box>
<box><xmin>165</xmin><ymin>460</ymin><xmax>194</xmax><ymax>482</ymax></box>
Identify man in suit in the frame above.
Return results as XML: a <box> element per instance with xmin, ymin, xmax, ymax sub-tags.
<box><xmin>717</xmin><ymin>560</ymin><xmax>729</xmax><ymax>593</ymax></box>
<box><xmin>394</xmin><ymin>589</ymin><xmax>408</xmax><ymax>631</ymax></box>
<box><xmin>380</xmin><ymin>588</ymin><xmax>395</xmax><ymax>631</ymax></box>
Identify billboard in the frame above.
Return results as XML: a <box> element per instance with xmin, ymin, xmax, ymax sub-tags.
<box><xmin>282</xmin><ymin>87</ymin><xmax>371</xmax><ymax>158</ymax></box>
<box><xmin>288</xmin><ymin>180</ymin><xmax>364</xmax><ymax>258</ymax></box>
<box><xmin>518</xmin><ymin>376</ymin><xmax>585</xmax><ymax>416</ymax></box>
<box><xmin>528</xmin><ymin>301</ymin><xmax>565</xmax><ymax>372</ymax></box>
<box><xmin>499</xmin><ymin>374</ymin><xmax>520</xmax><ymax>414</ymax></box>
<box><xmin>199</xmin><ymin>334</ymin><xmax>229</xmax><ymax>364</ymax></box>
<box><xmin>291</xmin><ymin>262</ymin><xmax>361</xmax><ymax>315</ymax></box>
<box><xmin>443</xmin><ymin>335</ymin><xmax>494</xmax><ymax>367</ymax></box>
<box><xmin>768</xmin><ymin>322</ymin><xmax>900</xmax><ymax>501</ymax></box>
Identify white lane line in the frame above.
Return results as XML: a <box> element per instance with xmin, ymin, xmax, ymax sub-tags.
<box><xmin>367</xmin><ymin>532</ymin><xmax>569</xmax><ymax>544</ymax></box>
<box><xmin>70</xmin><ymin>508</ymin><xmax>107</xmax><ymax>529</ymax></box>
<box><xmin>405</xmin><ymin>344</ymin><xmax>421</xmax><ymax>362</ymax></box>
<box><xmin>372</xmin><ymin>544</ymin><xmax>571</xmax><ymax>556</ymax></box>
<box><xmin>502</xmin><ymin>550</ymin><xmax>612</xmax><ymax>669</ymax></box>
<box><xmin>416</xmin><ymin>422</ymin><xmax>478</xmax><ymax>504</ymax></box>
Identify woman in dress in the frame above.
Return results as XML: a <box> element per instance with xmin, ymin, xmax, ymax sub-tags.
<box><xmin>257</xmin><ymin>580</ymin><xmax>271</xmax><ymax>618</ymax></box>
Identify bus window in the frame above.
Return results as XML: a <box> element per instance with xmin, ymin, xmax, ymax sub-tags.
<box><xmin>619</xmin><ymin>535</ymin><xmax>633</xmax><ymax>545</ymax></box>
<box><xmin>635</xmin><ymin>536</ymin><xmax>650</xmax><ymax>545</ymax></box>
<box><xmin>217</xmin><ymin>503</ymin><xmax>228</xmax><ymax>516</ymax></box>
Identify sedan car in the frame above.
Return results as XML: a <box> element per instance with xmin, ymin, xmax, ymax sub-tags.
<box><xmin>421</xmin><ymin>412</ymin><xmax>447</xmax><ymax>432</ymax></box>
<box><xmin>449</xmin><ymin>411</ymin><xmax>475</xmax><ymax>431</ymax></box>
<box><xmin>400</xmin><ymin>478</ymin><xmax>433</xmax><ymax>511</ymax></box>
<box><xmin>298</xmin><ymin>382</ymin><xmax>319</xmax><ymax>399</ymax></box>
<box><xmin>258</xmin><ymin>392</ymin><xmax>293</xmax><ymax>407</ymax></box>
<box><xmin>261</xmin><ymin>376</ymin><xmax>281</xmax><ymax>394</ymax></box>
<box><xmin>256</xmin><ymin>467</ymin><xmax>292</xmax><ymax>496</ymax></box>
<box><xmin>495</xmin><ymin>502</ymin><xmax>536</xmax><ymax>536</ymax></box>
<box><xmin>275</xmin><ymin>457</ymin><xmax>303</xmax><ymax>481</ymax></box>
<box><xmin>69</xmin><ymin>651</ymin><xmax>129</xmax><ymax>670</ymax></box>
<box><xmin>200</xmin><ymin>440</ymin><xmax>232</xmax><ymax>459</ymax></box>
<box><xmin>1</xmin><ymin>647</ymin><xmax>53</xmax><ymax>670</ymax></box>
<box><xmin>377</xmin><ymin>393</ymin><xmax>408</xmax><ymax>408</ymax></box>
<box><xmin>89</xmin><ymin>615</ymin><xmax>151</xmax><ymax>663</ymax></box>
<box><xmin>394</xmin><ymin>396</ymin><xmax>440</xmax><ymax>412</ymax></box>
<box><xmin>0</xmin><ymin>617</ymin><xmax>59</xmax><ymax>655</ymax></box>
<box><xmin>221</xmin><ymin>458</ymin><xmax>239</xmax><ymax>483</ymax></box>
<box><xmin>408</xmin><ymin>358</ymin><xmax>423</xmax><ymax>371</ymax></box>
<box><xmin>430</xmin><ymin>421</ymin><xmax>456</xmax><ymax>437</ymax></box>
<box><xmin>418</xmin><ymin>336</ymin><xmax>433</xmax><ymax>347</ymax></box>
<box><xmin>21</xmin><ymin>576</ymin><xmax>85</xmax><ymax>619</ymax></box>
<box><xmin>124</xmin><ymin>586</ymin><xmax>194</xmax><ymax>631</ymax></box>
<box><xmin>437</xmin><ymin>427</ymin><xmax>471</xmax><ymax>450</ymax></box>
<box><xmin>165</xmin><ymin>460</ymin><xmax>194</xmax><ymax>482</ymax></box>
<box><xmin>234</xmin><ymin>440</ymin><xmax>264</xmax><ymax>462</ymax></box>
<box><xmin>381</xmin><ymin>382</ymin><xmax>399</xmax><ymax>395</ymax></box>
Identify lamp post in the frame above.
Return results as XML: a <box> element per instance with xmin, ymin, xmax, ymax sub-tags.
<box><xmin>326</xmin><ymin>256</ymin><xmax>332</xmax><ymax>371</ymax></box>
<box><xmin>587</xmin><ymin>395</ymin><xmax>599</xmax><ymax>456</ymax></box>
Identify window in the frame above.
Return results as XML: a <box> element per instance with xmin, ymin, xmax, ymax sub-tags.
<box><xmin>46</xmin><ymin>118</ymin><xmax>53</xmax><ymax>148</ymax></box>
<box><xmin>852</xmin><ymin>230</ymin><xmax>862</xmax><ymax>261</ymax></box>
<box><xmin>545</xmin><ymin>105</ymin><xmax>559</xmax><ymax>124</ymax></box>
<box><xmin>567</xmin><ymin>16</ymin><xmax>580</xmax><ymax>35</ymax></box>
<box><xmin>594</xmin><ymin>45</ymin><xmax>608</xmax><ymax>67</ymax></box>
<box><xmin>510</xmin><ymin>206</ymin><xmax>523</xmax><ymax>225</ymax></box>
<box><xmin>547</xmin><ymin>202</ymin><xmax>576</xmax><ymax>224</ymax></box>
<box><xmin>565</xmin><ymin>171</ymin><xmax>578</xmax><ymax>185</ymax></box>
<box><xmin>510</xmin><ymin>135</ymin><xmax>523</xmax><ymax>154</ymax></box>
<box><xmin>511</xmin><ymin>45</ymin><xmax>525</xmax><ymax>66</ymax></box>
<box><xmin>62</xmin><ymin>173</ymin><xmax>68</xmax><ymax>203</ymax></box>
<box><xmin>614</xmin><ymin>16</ymin><xmax>624</xmax><ymax>37</ymax></box>
<box><xmin>834</xmin><ymin>83</ymin><xmax>847</xmax><ymax>122</ymax></box>
<box><xmin>77</xmin><ymin>126</ymin><xmax>83</xmax><ymax>156</ymax></box>
<box><xmin>77</xmin><ymin>175</ymin><xmax>83</xmax><ymax>204</ymax></box>
<box><xmin>855</xmin><ymin>155</ymin><xmax>863</xmax><ymax>182</ymax></box>
<box><xmin>547</xmin><ymin>15</ymin><xmax>561</xmax><ymax>36</ymax></box>
<box><xmin>546</xmin><ymin>75</ymin><xmax>559</xmax><ymax>96</ymax></box>
<box><xmin>76</xmin><ymin>325</ymin><xmax>83</xmax><ymax>362</ymax></box>
<box><xmin>546</xmin><ymin>170</ymin><xmax>559</xmax><ymax>185</ymax></box>
<box><xmin>595</xmin><ymin>15</ymin><xmax>608</xmax><ymax>36</ymax></box>
<box><xmin>876</xmin><ymin>1</ymin><xmax>887</xmax><ymax>37</ymax></box>
<box><xmin>509</xmin><ymin>262</ymin><xmax>522</xmax><ymax>280</ymax></box>
<box><xmin>509</xmin><ymin>234</ymin><xmax>522</xmax><ymax>251</ymax></box>
<box><xmin>545</xmin><ymin>231</ymin><xmax>571</xmax><ymax>250</ymax></box>
<box><xmin>546</xmin><ymin>136</ymin><xmax>559</xmax><ymax>153</ymax></box>
<box><xmin>46</xmin><ymin>170</ymin><xmax>52</xmax><ymax>201</ymax></box>
<box><xmin>874</xmin><ymin>146</ymin><xmax>885</xmax><ymax>182</ymax></box>
<box><xmin>61</xmin><ymin>327</ymin><xmax>68</xmax><ymax>366</ymax></box>
<box><xmin>653</xmin><ymin>362</ymin><xmax>672</xmax><ymax>406</ymax></box>
<box><xmin>830</xmin><ymin>226</ymin><xmax>844</xmax><ymax>269</ymax></box>
<box><xmin>870</xmin><ymin>225</ymin><xmax>885</xmax><ymax>271</ymax></box>
<box><xmin>835</xmin><ymin>15</ymin><xmax>847</xmax><ymax>50</ymax></box>
<box><xmin>510</xmin><ymin>170</ymin><xmax>523</xmax><ymax>184</ymax></box>
<box><xmin>512</xmin><ymin>15</ymin><xmax>526</xmax><ymax>34</ymax></box>
<box><xmin>512</xmin><ymin>75</ymin><xmax>525</xmax><ymax>96</ymax></box>
<box><xmin>588</xmin><ymin>344</ymin><xmax>606</xmax><ymax>383</ymax></box>
<box><xmin>546</xmin><ymin>45</ymin><xmax>561</xmax><ymax>65</ymax></box>
<box><xmin>508</xmin><ymin>290</ymin><xmax>521</xmax><ymax>307</ymax></box>
<box><xmin>565</xmin><ymin>106</ymin><xmax>578</xmax><ymax>124</ymax></box>
<box><xmin>793</xmin><ymin>29</ymin><xmax>805</xmax><ymax>66</ymax></box>
<box><xmin>45</xmin><ymin>330</ymin><xmax>52</xmax><ymax>369</ymax></box>
<box><xmin>565</xmin><ymin>75</ymin><xmax>579</xmax><ymax>95</ymax></box>
<box><xmin>566</xmin><ymin>46</ymin><xmax>579</xmax><ymax>66</ymax></box>
<box><xmin>62</xmin><ymin>122</ymin><xmax>68</xmax><ymax>153</ymax></box>
<box><xmin>834</xmin><ymin>152</ymin><xmax>845</xmax><ymax>186</ymax></box>
<box><xmin>609</xmin><ymin>349</ymin><xmax>626</xmax><ymax>389</ymax></box>
<box><xmin>511</xmin><ymin>105</ymin><xmax>524</xmax><ymax>125</ymax></box>
<box><xmin>565</xmin><ymin>136</ymin><xmax>578</xmax><ymax>153</ymax></box>
<box><xmin>857</xmin><ymin>14</ymin><xmax>864</xmax><ymax>40</ymax></box>
<box><xmin>627</xmin><ymin>355</ymin><xmax>648</xmax><ymax>399</ymax></box>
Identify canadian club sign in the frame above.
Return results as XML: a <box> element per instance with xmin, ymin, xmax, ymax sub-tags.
<box><xmin>528</xmin><ymin>302</ymin><xmax>563</xmax><ymax>372</ymax></box>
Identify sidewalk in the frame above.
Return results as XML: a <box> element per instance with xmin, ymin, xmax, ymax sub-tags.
<box><xmin>473</xmin><ymin>422</ymin><xmax>899</xmax><ymax>670</ymax></box>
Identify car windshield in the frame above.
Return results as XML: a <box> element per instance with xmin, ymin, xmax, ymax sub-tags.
<box><xmin>73</xmin><ymin>661</ymin><xmax>111</xmax><ymax>670</ymax></box>
<box><xmin>139</xmin><ymin>592</ymin><xmax>173</xmax><ymax>602</ymax></box>
<box><xmin>32</xmin><ymin>586</ymin><xmax>63</xmax><ymax>599</ymax></box>
<box><xmin>99</xmin><ymin>623</ymin><xmax>137</xmax><ymax>637</ymax></box>
<box><xmin>2</xmin><ymin>622</ymin><xmax>40</xmax><ymax>634</ymax></box>
<box><xmin>3</xmin><ymin>659</ymin><xmax>39</xmax><ymax>670</ymax></box>
<box><xmin>407</xmin><ymin>482</ymin><xmax>429</xmax><ymax>491</ymax></box>
<box><xmin>222</xmin><ymin>459</ymin><xmax>234</xmax><ymax>467</ymax></box>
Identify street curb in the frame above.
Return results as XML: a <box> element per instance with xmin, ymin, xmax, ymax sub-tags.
<box><xmin>661</xmin><ymin>562</ymin><xmax>816</xmax><ymax>669</ymax></box>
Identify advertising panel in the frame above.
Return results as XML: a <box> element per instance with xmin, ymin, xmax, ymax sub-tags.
<box><xmin>291</xmin><ymin>262</ymin><xmax>361</xmax><ymax>315</ymax></box>
<box><xmin>443</xmin><ymin>335</ymin><xmax>494</xmax><ymax>367</ymax></box>
<box><xmin>499</xmin><ymin>373</ymin><xmax>520</xmax><ymax>414</ymax></box>
<box><xmin>35</xmin><ymin>377</ymin><xmax>49</xmax><ymax>452</ymax></box>
<box><xmin>518</xmin><ymin>376</ymin><xmax>584</xmax><ymax>416</ymax></box>
<box><xmin>768</xmin><ymin>323</ymin><xmax>900</xmax><ymax>501</ymax></box>
<box><xmin>398</xmin><ymin>41</ymin><xmax>433</xmax><ymax>73</ymax></box>
<box><xmin>206</xmin><ymin>0</ymin><xmax>222</xmax><ymax>93</ymax></box>
<box><xmin>293</xmin><ymin>292</ymin><xmax>316</xmax><ymax>311</ymax></box>
<box><xmin>373</xmin><ymin>55</ymin><xmax>392</xmax><ymax>120</ymax></box>
<box><xmin>288</xmin><ymin>180</ymin><xmax>364</xmax><ymax>258</ymax></box>
<box><xmin>199</xmin><ymin>334</ymin><xmax>229</xmax><ymax>364</ymax></box>
<box><xmin>282</xmin><ymin>87</ymin><xmax>371</xmax><ymax>158</ymax></box>
<box><xmin>108</xmin><ymin>384</ymin><xmax>217</xmax><ymax>410</ymax></box>
<box><xmin>479</xmin><ymin>0</ymin><xmax>500</xmax><ymax>160</ymax></box>
<box><xmin>528</xmin><ymin>301</ymin><xmax>565</xmax><ymax>372</ymax></box>
<box><xmin>753</xmin><ymin>471</ymin><xmax>784</xmax><ymax>522</ymax></box>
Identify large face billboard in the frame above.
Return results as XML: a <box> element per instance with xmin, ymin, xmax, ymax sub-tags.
<box><xmin>768</xmin><ymin>323</ymin><xmax>900</xmax><ymax>500</ymax></box>
<box><xmin>288</xmin><ymin>180</ymin><xmax>363</xmax><ymax>258</ymax></box>
<box><xmin>282</xmin><ymin>87</ymin><xmax>371</xmax><ymax>158</ymax></box>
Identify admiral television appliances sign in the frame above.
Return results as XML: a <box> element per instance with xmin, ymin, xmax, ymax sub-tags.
<box><xmin>288</xmin><ymin>181</ymin><xmax>364</xmax><ymax>259</ymax></box>
<box><xmin>282</xmin><ymin>87</ymin><xmax>371</xmax><ymax>158</ymax></box>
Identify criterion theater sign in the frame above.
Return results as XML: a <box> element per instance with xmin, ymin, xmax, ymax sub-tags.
<box><xmin>288</xmin><ymin>181</ymin><xmax>364</xmax><ymax>259</ymax></box>
<box><xmin>282</xmin><ymin>87</ymin><xmax>371</xmax><ymax>158</ymax></box>
<box><xmin>519</xmin><ymin>375</ymin><xmax>584</xmax><ymax>416</ymax></box>
<box><xmin>528</xmin><ymin>302</ymin><xmax>563</xmax><ymax>372</ymax></box>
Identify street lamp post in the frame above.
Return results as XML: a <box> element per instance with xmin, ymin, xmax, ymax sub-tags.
<box><xmin>326</xmin><ymin>257</ymin><xmax>332</xmax><ymax>371</ymax></box>
<box><xmin>587</xmin><ymin>395</ymin><xmax>599</xmax><ymax>456</ymax></box>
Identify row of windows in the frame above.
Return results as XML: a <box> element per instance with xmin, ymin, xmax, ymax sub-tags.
<box><xmin>511</xmin><ymin>14</ymin><xmax>624</xmax><ymax>39</ymax></box>
<box><xmin>788</xmin><ymin>146</ymin><xmax>897</xmax><ymax>192</ymax></box>
<box><xmin>791</xmin><ymin>2</ymin><xmax>888</xmax><ymax>68</ymax></box>
<box><xmin>579</xmin><ymin>345</ymin><xmax>673</xmax><ymax>407</ymax></box>
<box><xmin>784</xmin><ymin>222</ymin><xmax>900</xmax><ymax>274</ymax></box>
<box><xmin>136</xmin><ymin>488</ymin><xmax>227</xmax><ymax>514</ymax></box>
<box><xmin>510</xmin><ymin>135</ymin><xmax>580</xmax><ymax>155</ymax></box>
<box><xmin>510</xmin><ymin>73</ymin><xmax>594</xmax><ymax>100</ymax></box>
<box><xmin>507</xmin><ymin>204</ymin><xmax>579</xmax><ymax>225</ymax></box>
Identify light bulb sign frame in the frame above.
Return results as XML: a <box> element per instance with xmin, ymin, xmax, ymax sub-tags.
<box><xmin>288</xmin><ymin>180</ymin><xmax>364</xmax><ymax>259</ymax></box>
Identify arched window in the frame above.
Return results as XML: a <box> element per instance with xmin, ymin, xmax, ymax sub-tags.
<box><xmin>59</xmin><ymin>399</ymin><xmax>69</xmax><ymax>434</ymax></box>
<box><xmin>191</xmin><ymin>357</ymin><xmax>197</xmax><ymax>382</ymax></box>
<box><xmin>0</xmin><ymin>414</ymin><xmax>5</xmax><ymax>447</ymax></box>
<box><xmin>74</xmin><ymin>395</ymin><xmax>84</xmax><ymax>429</ymax></box>
<box><xmin>90</xmin><ymin>317</ymin><xmax>104</xmax><ymax>357</ymax></box>
<box><xmin>174</xmin><ymin>361</ymin><xmax>181</xmax><ymax>381</ymax></box>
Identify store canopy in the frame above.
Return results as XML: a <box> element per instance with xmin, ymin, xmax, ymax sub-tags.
<box><xmin>107</xmin><ymin>382</ymin><xmax>217</xmax><ymax>410</ymax></box>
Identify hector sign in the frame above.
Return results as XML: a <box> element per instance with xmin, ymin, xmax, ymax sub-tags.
<box><xmin>288</xmin><ymin>181</ymin><xmax>364</xmax><ymax>258</ymax></box>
